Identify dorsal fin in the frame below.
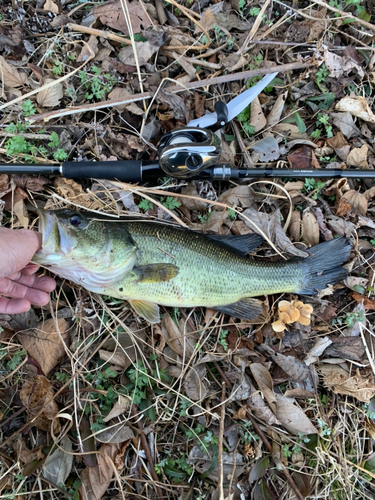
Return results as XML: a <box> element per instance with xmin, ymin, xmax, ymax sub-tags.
<box><xmin>206</xmin><ymin>233</ymin><xmax>263</xmax><ymax>256</ymax></box>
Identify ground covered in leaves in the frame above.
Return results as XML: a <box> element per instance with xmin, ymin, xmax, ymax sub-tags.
<box><xmin>0</xmin><ymin>0</ymin><xmax>375</xmax><ymax>498</ymax></box>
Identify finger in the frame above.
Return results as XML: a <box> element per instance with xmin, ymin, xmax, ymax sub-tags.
<box><xmin>0</xmin><ymin>278</ymin><xmax>52</xmax><ymax>306</ymax></box>
<box><xmin>4</xmin><ymin>273</ymin><xmax>56</xmax><ymax>293</ymax></box>
<box><xmin>0</xmin><ymin>296</ymin><xmax>31</xmax><ymax>315</ymax></box>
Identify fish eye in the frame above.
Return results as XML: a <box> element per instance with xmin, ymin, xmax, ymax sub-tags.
<box><xmin>70</xmin><ymin>214</ymin><xmax>82</xmax><ymax>227</ymax></box>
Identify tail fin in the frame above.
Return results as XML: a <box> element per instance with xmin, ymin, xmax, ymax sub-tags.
<box><xmin>298</xmin><ymin>237</ymin><xmax>351</xmax><ymax>295</ymax></box>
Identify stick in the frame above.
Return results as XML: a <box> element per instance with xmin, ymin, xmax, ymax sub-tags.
<box><xmin>29</xmin><ymin>61</ymin><xmax>309</xmax><ymax>122</ymax></box>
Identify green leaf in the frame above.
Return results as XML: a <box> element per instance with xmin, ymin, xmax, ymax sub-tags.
<box><xmin>254</xmin><ymin>479</ymin><xmax>275</xmax><ymax>500</ymax></box>
<box><xmin>249</xmin><ymin>456</ymin><xmax>270</xmax><ymax>482</ymax></box>
<box><xmin>293</xmin><ymin>110</ymin><xmax>306</xmax><ymax>134</ymax></box>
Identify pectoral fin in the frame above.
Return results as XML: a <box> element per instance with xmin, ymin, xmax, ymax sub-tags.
<box><xmin>131</xmin><ymin>263</ymin><xmax>179</xmax><ymax>283</ymax></box>
<box><xmin>129</xmin><ymin>299</ymin><xmax>160</xmax><ymax>323</ymax></box>
<box><xmin>206</xmin><ymin>233</ymin><xmax>263</xmax><ymax>256</ymax></box>
<box><xmin>214</xmin><ymin>297</ymin><xmax>264</xmax><ymax>320</ymax></box>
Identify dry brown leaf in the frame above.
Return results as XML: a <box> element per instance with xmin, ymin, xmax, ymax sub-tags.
<box><xmin>3</xmin><ymin>186</ymin><xmax>29</xmax><ymax>228</ymax></box>
<box><xmin>319</xmin><ymin>364</ymin><xmax>375</xmax><ymax>403</ymax></box>
<box><xmin>249</xmin><ymin>96</ymin><xmax>267</xmax><ymax>133</ymax></box>
<box><xmin>180</xmin><ymin>183</ymin><xmax>207</xmax><ymax>211</ymax></box>
<box><xmin>79</xmin><ymin>443</ymin><xmax>127</xmax><ymax>500</ymax></box>
<box><xmin>108</xmin><ymin>87</ymin><xmax>144</xmax><ymax>115</ymax></box>
<box><xmin>302</xmin><ymin>211</ymin><xmax>319</xmax><ymax>247</ymax></box>
<box><xmin>77</xmin><ymin>35</ymin><xmax>98</xmax><ymax>63</ymax></box>
<box><xmin>363</xmin><ymin>186</ymin><xmax>375</xmax><ymax>200</ymax></box>
<box><xmin>276</xmin><ymin>395</ymin><xmax>318</xmax><ymax>435</ymax></box>
<box><xmin>267</xmin><ymin>91</ymin><xmax>287</xmax><ymax>128</ymax></box>
<box><xmin>304</xmin><ymin>336</ymin><xmax>332</xmax><ymax>366</ymax></box>
<box><xmin>341</xmin><ymin>190</ymin><xmax>368</xmax><ymax>216</ymax></box>
<box><xmin>95</xmin><ymin>422</ymin><xmax>135</xmax><ymax>443</ymax></box>
<box><xmin>119</xmin><ymin>41</ymin><xmax>159</xmax><ymax>67</ymax></box>
<box><xmin>249</xmin><ymin>363</ymin><xmax>277</xmax><ymax>413</ymax></box>
<box><xmin>36</xmin><ymin>79</ymin><xmax>63</xmax><ymax>107</ymax></box>
<box><xmin>184</xmin><ymin>363</ymin><xmax>207</xmax><ymax>401</ymax></box>
<box><xmin>346</xmin><ymin>145</ymin><xmax>369</xmax><ymax>169</ymax></box>
<box><xmin>44</xmin><ymin>0</ymin><xmax>59</xmax><ymax>13</ymax></box>
<box><xmin>324</xmin><ymin>49</ymin><xmax>364</xmax><ymax>79</ymax></box>
<box><xmin>160</xmin><ymin>312</ymin><xmax>198</xmax><ymax>359</ymax></box>
<box><xmin>194</xmin><ymin>7</ymin><xmax>216</xmax><ymax>33</ymax></box>
<box><xmin>331</xmin><ymin>112</ymin><xmax>361</xmax><ymax>139</ymax></box>
<box><xmin>351</xmin><ymin>292</ymin><xmax>375</xmax><ymax>310</ymax></box>
<box><xmin>93</xmin><ymin>0</ymin><xmax>152</xmax><ymax>35</ymax></box>
<box><xmin>261</xmin><ymin>344</ymin><xmax>310</xmax><ymax>382</ymax></box>
<box><xmin>103</xmin><ymin>396</ymin><xmax>132</xmax><ymax>422</ymax></box>
<box><xmin>241</xmin><ymin>207</ymin><xmax>309</xmax><ymax>258</ymax></box>
<box><xmin>289</xmin><ymin>210</ymin><xmax>301</xmax><ymax>242</ymax></box>
<box><xmin>18</xmin><ymin>318</ymin><xmax>69</xmax><ymax>376</ymax></box>
<box><xmin>20</xmin><ymin>375</ymin><xmax>60</xmax><ymax>433</ymax></box>
<box><xmin>335</xmin><ymin>96</ymin><xmax>375</xmax><ymax>124</ymax></box>
<box><xmin>218</xmin><ymin>185</ymin><xmax>255</xmax><ymax>209</ymax></box>
<box><xmin>0</xmin><ymin>55</ymin><xmax>27</xmax><ymax>87</ymax></box>
<box><xmin>247</xmin><ymin>382</ymin><xmax>282</xmax><ymax>426</ymax></box>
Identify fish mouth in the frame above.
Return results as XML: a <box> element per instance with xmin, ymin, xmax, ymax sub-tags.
<box><xmin>34</xmin><ymin>209</ymin><xmax>74</xmax><ymax>263</ymax></box>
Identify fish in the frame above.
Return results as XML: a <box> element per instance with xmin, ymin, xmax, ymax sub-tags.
<box><xmin>33</xmin><ymin>209</ymin><xmax>351</xmax><ymax>323</ymax></box>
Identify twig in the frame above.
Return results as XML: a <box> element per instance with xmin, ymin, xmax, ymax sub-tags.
<box><xmin>310</xmin><ymin>0</ymin><xmax>375</xmax><ymax>32</ymax></box>
<box><xmin>30</xmin><ymin>61</ymin><xmax>309</xmax><ymax>123</ymax></box>
<box><xmin>67</xmin><ymin>23</ymin><xmax>132</xmax><ymax>45</ymax></box>
<box><xmin>131</xmin><ymin>405</ymin><xmax>163</xmax><ymax>498</ymax></box>
<box><xmin>0</xmin><ymin>131</ymin><xmax>52</xmax><ymax>140</ymax></box>
<box><xmin>218</xmin><ymin>382</ymin><xmax>226</xmax><ymax>500</ymax></box>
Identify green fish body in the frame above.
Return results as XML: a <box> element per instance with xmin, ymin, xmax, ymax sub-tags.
<box><xmin>34</xmin><ymin>210</ymin><xmax>351</xmax><ymax>323</ymax></box>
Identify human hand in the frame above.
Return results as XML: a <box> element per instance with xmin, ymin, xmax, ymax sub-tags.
<box><xmin>0</xmin><ymin>228</ymin><xmax>56</xmax><ymax>314</ymax></box>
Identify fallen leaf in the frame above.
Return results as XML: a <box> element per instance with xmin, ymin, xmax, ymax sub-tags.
<box><xmin>288</xmin><ymin>145</ymin><xmax>318</xmax><ymax>170</ymax></box>
<box><xmin>346</xmin><ymin>145</ymin><xmax>369</xmax><ymax>169</ymax></box>
<box><xmin>267</xmin><ymin>91</ymin><xmax>287</xmax><ymax>128</ymax></box>
<box><xmin>13</xmin><ymin>174</ymin><xmax>50</xmax><ymax>192</ymax></box>
<box><xmin>249</xmin><ymin>96</ymin><xmax>267</xmax><ymax>133</ymax></box>
<box><xmin>251</xmin><ymin>136</ymin><xmax>280</xmax><ymax>162</ymax></box>
<box><xmin>77</xmin><ymin>35</ymin><xmax>98</xmax><ymax>63</ymax></box>
<box><xmin>341</xmin><ymin>190</ymin><xmax>368</xmax><ymax>216</ymax></box>
<box><xmin>36</xmin><ymin>79</ymin><xmax>63</xmax><ymax>107</ymax></box>
<box><xmin>79</xmin><ymin>443</ymin><xmax>126</xmax><ymax>500</ymax></box>
<box><xmin>304</xmin><ymin>337</ymin><xmax>332</xmax><ymax>366</ymax></box>
<box><xmin>276</xmin><ymin>394</ymin><xmax>318</xmax><ymax>435</ymax></box>
<box><xmin>324</xmin><ymin>48</ymin><xmax>364</xmax><ymax>79</ymax></box>
<box><xmin>344</xmin><ymin>276</ymin><xmax>368</xmax><ymax>292</ymax></box>
<box><xmin>3</xmin><ymin>187</ymin><xmax>29</xmax><ymax>228</ymax></box>
<box><xmin>44</xmin><ymin>0</ymin><xmax>59</xmax><ymax>13</ymax></box>
<box><xmin>335</xmin><ymin>96</ymin><xmax>375</xmax><ymax>124</ymax></box>
<box><xmin>103</xmin><ymin>395</ymin><xmax>132</xmax><ymax>422</ymax></box>
<box><xmin>331</xmin><ymin>112</ymin><xmax>361</xmax><ymax>139</ymax></box>
<box><xmin>218</xmin><ymin>185</ymin><xmax>255</xmax><ymax>208</ymax></box>
<box><xmin>188</xmin><ymin>446</ymin><xmax>245</xmax><ymax>482</ymax></box>
<box><xmin>154</xmin><ymin>89</ymin><xmax>186</xmax><ymax>120</ymax></box>
<box><xmin>43</xmin><ymin>435</ymin><xmax>73</xmax><ymax>485</ymax></box>
<box><xmin>93</xmin><ymin>0</ymin><xmax>152</xmax><ymax>35</ymax></box>
<box><xmin>194</xmin><ymin>7</ymin><xmax>216</xmax><ymax>33</ymax></box>
<box><xmin>324</xmin><ymin>336</ymin><xmax>365</xmax><ymax>361</ymax></box>
<box><xmin>351</xmin><ymin>292</ymin><xmax>375</xmax><ymax>310</ymax></box>
<box><xmin>241</xmin><ymin>207</ymin><xmax>309</xmax><ymax>258</ymax></box>
<box><xmin>108</xmin><ymin>87</ymin><xmax>144</xmax><ymax>115</ymax></box>
<box><xmin>184</xmin><ymin>363</ymin><xmax>207</xmax><ymax>401</ymax></box>
<box><xmin>0</xmin><ymin>55</ymin><xmax>27</xmax><ymax>87</ymax></box>
<box><xmin>319</xmin><ymin>364</ymin><xmax>375</xmax><ymax>403</ymax></box>
<box><xmin>18</xmin><ymin>318</ymin><xmax>69</xmax><ymax>376</ymax></box>
<box><xmin>302</xmin><ymin>211</ymin><xmax>319</xmax><ymax>247</ymax></box>
<box><xmin>261</xmin><ymin>344</ymin><xmax>310</xmax><ymax>382</ymax></box>
<box><xmin>160</xmin><ymin>312</ymin><xmax>198</xmax><ymax>359</ymax></box>
<box><xmin>20</xmin><ymin>375</ymin><xmax>60</xmax><ymax>433</ymax></box>
<box><xmin>250</xmin><ymin>364</ymin><xmax>277</xmax><ymax>413</ymax></box>
<box><xmin>95</xmin><ymin>422</ymin><xmax>135</xmax><ymax>443</ymax></box>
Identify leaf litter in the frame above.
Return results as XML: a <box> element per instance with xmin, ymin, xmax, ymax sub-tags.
<box><xmin>0</xmin><ymin>0</ymin><xmax>375</xmax><ymax>499</ymax></box>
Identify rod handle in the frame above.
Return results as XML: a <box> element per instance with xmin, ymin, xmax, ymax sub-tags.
<box><xmin>62</xmin><ymin>161</ymin><xmax>143</xmax><ymax>182</ymax></box>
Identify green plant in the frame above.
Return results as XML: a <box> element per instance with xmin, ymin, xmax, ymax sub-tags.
<box><xmin>218</xmin><ymin>329</ymin><xmax>229</xmax><ymax>350</ymax></box>
<box><xmin>48</xmin><ymin>132</ymin><xmax>60</xmax><ymax>148</ymax></box>
<box><xmin>311</xmin><ymin>113</ymin><xmax>333</xmax><ymax>139</ymax></box>
<box><xmin>237</xmin><ymin>106</ymin><xmax>255</xmax><ymax>136</ymax></box>
<box><xmin>317</xmin><ymin>418</ymin><xmax>332</xmax><ymax>437</ymax></box>
<box><xmin>155</xmin><ymin>452</ymin><xmax>193</xmax><ymax>481</ymax></box>
<box><xmin>316</xmin><ymin>64</ymin><xmax>329</xmax><ymax>84</ymax></box>
<box><xmin>22</xmin><ymin>99</ymin><xmax>36</xmax><ymax>117</ymax></box>
<box><xmin>371</xmin><ymin>239</ymin><xmax>375</xmax><ymax>246</ymax></box>
<box><xmin>344</xmin><ymin>310</ymin><xmax>365</xmax><ymax>327</ymax></box>
<box><xmin>228</xmin><ymin>208</ymin><xmax>236</xmax><ymax>220</ymax></box>
<box><xmin>197</xmin><ymin>211</ymin><xmax>215</xmax><ymax>223</ymax></box>
<box><xmin>52</xmin><ymin>61</ymin><xmax>63</xmax><ymax>76</ymax></box>
<box><xmin>302</xmin><ymin>178</ymin><xmax>326</xmax><ymax>200</ymax></box>
<box><xmin>138</xmin><ymin>199</ymin><xmax>154</xmax><ymax>212</ymax></box>
<box><xmin>161</xmin><ymin>196</ymin><xmax>181</xmax><ymax>210</ymax></box>
<box><xmin>53</xmin><ymin>149</ymin><xmax>69</xmax><ymax>161</ymax></box>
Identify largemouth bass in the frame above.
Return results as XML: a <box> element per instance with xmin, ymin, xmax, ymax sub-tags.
<box><xmin>33</xmin><ymin>209</ymin><xmax>351</xmax><ymax>323</ymax></box>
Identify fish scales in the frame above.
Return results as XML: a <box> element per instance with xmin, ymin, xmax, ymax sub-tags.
<box><xmin>34</xmin><ymin>209</ymin><xmax>351</xmax><ymax>323</ymax></box>
<box><xmin>112</xmin><ymin>221</ymin><xmax>303</xmax><ymax>306</ymax></box>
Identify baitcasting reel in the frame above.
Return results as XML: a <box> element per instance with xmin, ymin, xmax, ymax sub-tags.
<box><xmin>157</xmin><ymin>101</ymin><xmax>229</xmax><ymax>179</ymax></box>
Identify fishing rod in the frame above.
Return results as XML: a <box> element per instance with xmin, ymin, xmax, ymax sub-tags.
<box><xmin>1</xmin><ymin>74</ymin><xmax>374</xmax><ymax>181</ymax></box>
